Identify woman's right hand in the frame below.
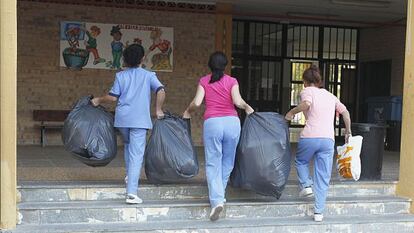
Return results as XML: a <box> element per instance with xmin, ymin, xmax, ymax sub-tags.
<box><xmin>183</xmin><ymin>110</ymin><xmax>191</xmax><ymax>119</ymax></box>
<box><xmin>91</xmin><ymin>97</ymin><xmax>100</xmax><ymax>107</ymax></box>
<box><xmin>156</xmin><ymin>110</ymin><xmax>165</xmax><ymax>119</ymax></box>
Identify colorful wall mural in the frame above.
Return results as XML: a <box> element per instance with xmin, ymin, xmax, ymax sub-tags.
<box><xmin>60</xmin><ymin>21</ymin><xmax>174</xmax><ymax>72</ymax></box>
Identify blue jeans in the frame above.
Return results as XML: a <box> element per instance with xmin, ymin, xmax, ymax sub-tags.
<box><xmin>118</xmin><ymin>128</ymin><xmax>147</xmax><ymax>195</ymax></box>
<box><xmin>203</xmin><ymin>116</ymin><xmax>241</xmax><ymax>208</ymax></box>
<box><xmin>295</xmin><ymin>138</ymin><xmax>335</xmax><ymax>214</ymax></box>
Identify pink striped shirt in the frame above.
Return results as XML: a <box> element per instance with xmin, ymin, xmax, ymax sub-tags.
<box><xmin>300</xmin><ymin>87</ymin><xmax>347</xmax><ymax>140</ymax></box>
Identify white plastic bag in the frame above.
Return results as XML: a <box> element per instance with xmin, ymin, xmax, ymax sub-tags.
<box><xmin>336</xmin><ymin>136</ymin><xmax>363</xmax><ymax>181</ymax></box>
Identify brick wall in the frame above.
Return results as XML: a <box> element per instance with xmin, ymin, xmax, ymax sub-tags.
<box><xmin>359</xmin><ymin>25</ymin><xmax>406</xmax><ymax>95</ymax></box>
<box><xmin>17</xmin><ymin>1</ymin><xmax>215</xmax><ymax>145</ymax></box>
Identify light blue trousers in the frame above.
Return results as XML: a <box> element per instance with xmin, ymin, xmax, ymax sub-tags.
<box><xmin>118</xmin><ymin>128</ymin><xmax>147</xmax><ymax>195</ymax></box>
<box><xmin>203</xmin><ymin>116</ymin><xmax>241</xmax><ymax>208</ymax></box>
<box><xmin>295</xmin><ymin>138</ymin><xmax>335</xmax><ymax>214</ymax></box>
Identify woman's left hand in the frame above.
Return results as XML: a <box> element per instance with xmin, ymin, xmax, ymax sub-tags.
<box><xmin>285</xmin><ymin>112</ymin><xmax>294</xmax><ymax>121</ymax></box>
<box><xmin>245</xmin><ymin>106</ymin><xmax>254</xmax><ymax>115</ymax></box>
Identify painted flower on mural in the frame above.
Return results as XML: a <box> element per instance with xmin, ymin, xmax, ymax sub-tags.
<box><xmin>61</xmin><ymin>22</ymin><xmax>89</xmax><ymax>70</ymax></box>
<box><xmin>65</xmin><ymin>27</ymin><xmax>81</xmax><ymax>50</ymax></box>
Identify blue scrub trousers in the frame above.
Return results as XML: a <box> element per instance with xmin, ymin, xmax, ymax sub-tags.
<box><xmin>203</xmin><ymin>116</ymin><xmax>241</xmax><ymax>208</ymax></box>
<box><xmin>295</xmin><ymin>138</ymin><xmax>335</xmax><ymax>214</ymax></box>
<box><xmin>118</xmin><ymin>128</ymin><xmax>147</xmax><ymax>195</ymax></box>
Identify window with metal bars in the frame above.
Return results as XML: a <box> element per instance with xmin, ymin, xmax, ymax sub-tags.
<box><xmin>232</xmin><ymin>20</ymin><xmax>283</xmax><ymax>112</ymax></box>
<box><xmin>232</xmin><ymin>20</ymin><xmax>359</xmax><ymax>126</ymax></box>
<box><xmin>290</xmin><ymin>62</ymin><xmax>312</xmax><ymax>125</ymax></box>
<box><xmin>287</xmin><ymin>25</ymin><xmax>319</xmax><ymax>59</ymax></box>
<box><xmin>323</xmin><ymin>27</ymin><xmax>358</xmax><ymax>60</ymax></box>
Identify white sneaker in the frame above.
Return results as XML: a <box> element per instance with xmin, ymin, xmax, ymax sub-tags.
<box><xmin>126</xmin><ymin>194</ymin><xmax>142</xmax><ymax>204</ymax></box>
<box><xmin>209</xmin><ymin>204</ymin><xmax>224</xmax><ymax>221</ymax></box>
<box><xmin>314</xmin><ymin>213</ymin><xmax>324</xmax><ymax>222</ymax></box>
<box><xmin>299</xmin><ymin>187</ymin><xmax>314</xmax><ymax>197</ymax></box>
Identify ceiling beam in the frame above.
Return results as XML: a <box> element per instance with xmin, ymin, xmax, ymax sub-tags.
<box><xmin>18</xmin><ymin>0</ymin><xmax>217</xmax><ymax>14</ymax></box>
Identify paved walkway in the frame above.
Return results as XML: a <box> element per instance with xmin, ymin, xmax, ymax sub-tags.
<box><xmin>17</xmin><ymin>145</ymin><xmax>400</xmax><ymax>182</ymax></box>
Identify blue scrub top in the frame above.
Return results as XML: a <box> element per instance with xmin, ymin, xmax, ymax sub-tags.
<box><xmin>109</xmin><ymin>67</ymin><xmax>164</xmax><ymax>129</ymax></box>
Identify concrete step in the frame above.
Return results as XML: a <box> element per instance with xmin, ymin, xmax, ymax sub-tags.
<box><xmin>10</xmin><ymin>214</ymin><xmax>414</xmax><ymax>233</ymax></box>
<box><xmin>18</xmin><ymin>180</ymin><xmax>397</xmax><ymax>202</ymax></box>
<box><xmin>18</xmin><ymin>196</ymin><xmax>410</xmax><ymax>225</ymax></box>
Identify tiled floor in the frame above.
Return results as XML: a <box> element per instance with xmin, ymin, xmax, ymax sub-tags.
<box><xmin>17</xmin><ymin>145</ymin><xmax>400</xmax><ymax>182</ymax></box>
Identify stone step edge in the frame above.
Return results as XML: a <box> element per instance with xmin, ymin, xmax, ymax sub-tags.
<box><xmin>18</xmin><ymin>195</ymin><xmax>411</xmax><ymax>210</ymax></box>
<box><xmin>17</xmin><ymin>180</ymin><xmax>398</xmax><ymax>189</ymax></box>
<box><xmin>11</xmin><ymin>214</ymin><xmax>414</xmax><ymax>233</ymax></box>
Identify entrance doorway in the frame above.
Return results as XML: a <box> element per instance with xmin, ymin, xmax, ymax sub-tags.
<box><xmin>359</xmin><ymin>60</ymin><xmax>392</xmax><ymax>122</ymax></box>
<box><xmin>321</xmin><ymin>62</ymin><xmax>357</xmax><ymax>140</ymax></box>
<box><xmin>232</xmin><ymin>20</ymin><xmax>359</xmax><ymax>141</ymax></box>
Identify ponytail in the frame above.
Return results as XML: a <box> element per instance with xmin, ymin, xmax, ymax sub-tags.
<box><xmin>210</xmin><ymin>70</ymin><xmax>224</xmax><ymax>83</ymax></box>
<box><xmin>208</xmin><ymin>51</ymin><xmax>228</xmax><ymax>83</ymax></box>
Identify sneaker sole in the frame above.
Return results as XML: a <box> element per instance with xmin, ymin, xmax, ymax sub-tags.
<box><xmin>314</xmin><ymin>214</ymin><xmax>324</xmax><ymax>222</ymax></box>
<box><xmin>300</xmin><ymin>193</ymin><xmax>314</xmax><ymax>198</ymax></box>
<box><xmin>210</xmin><ymin>206</ymin><xmax>223</xmax><ymax>221</ymax></box>
<box><xmin>126</xmin><ymin>199</ymin><xmax>143</xmax><ymax>204</ymax></box>
<box><xmin>299</xmin><ymin>189</ymin><xmax>314</xmax><ymax>197</ymax></box>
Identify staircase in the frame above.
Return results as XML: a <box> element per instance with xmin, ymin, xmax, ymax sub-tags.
<box><xmin>8</xmin><ymin>180</ymin><xmax>414</xmax><ymax>233</ymax></box>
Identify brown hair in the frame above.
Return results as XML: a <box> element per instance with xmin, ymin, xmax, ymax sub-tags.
<box><xmin>303</xmin><ymin>65</ymin><xmax>322</xmax><ymax>87</ymax></box>
<box><xmin>90</xmin><ymin>25</ymin><xmax>101</xmax><ymax>34</ymax></box>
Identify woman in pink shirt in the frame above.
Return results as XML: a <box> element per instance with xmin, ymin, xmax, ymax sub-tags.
<box><xmin>285</xmin><ymin>65</ymin><xmax>351</xmax><ymax>222</ymax></box>
<box><xmin>183</xmin><ymin>52</ymin><xmax>254</xmax><ymax>221</ymax></box>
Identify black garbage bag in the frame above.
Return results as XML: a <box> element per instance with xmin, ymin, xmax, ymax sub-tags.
<box><xmin>231</xmin><ymin>112</ymin><xmax>291</xmax><ymax>198</ymax></box>
<box><xmin>62</xmin><ymin>96</ymin><xmax>117</xmax><ymax>167</ymax></box>
<box><xmin>145</xmin><ymin>113</ymin><xmax>199</xmax><ymax>184</ymax></box>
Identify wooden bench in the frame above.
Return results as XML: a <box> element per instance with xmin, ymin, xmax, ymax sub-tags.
<box><xmin>33</xmin><ymin>110</ymin><xmax>70</xmax><ymax>147</ymax></box>
<box><xmin>33</xmin><ymin>109</ymin><xmax>118</xmax><ymax>147</ymax></box>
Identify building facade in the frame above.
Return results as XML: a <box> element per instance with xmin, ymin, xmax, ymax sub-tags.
<box><xmin>1</xmin><ymin>0</ymin><xmax>414</xmax><ymax>229</ymax></box>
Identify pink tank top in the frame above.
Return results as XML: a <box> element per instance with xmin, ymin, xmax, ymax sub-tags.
<box><xmin>199</xmin><ymin>74</ymin><xmax>239</xmax><ymax>120</ymax></box>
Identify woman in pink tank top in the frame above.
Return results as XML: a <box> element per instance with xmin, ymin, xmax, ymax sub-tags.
<box><xmin>285</xmin><ymin>65</ymin><xmax>352</xmax><ymax>222</ymax></box>
<box><xmin>183</xmin><ymin>52</ymin><xmax>254</xmax><ymax>221</ymax></box>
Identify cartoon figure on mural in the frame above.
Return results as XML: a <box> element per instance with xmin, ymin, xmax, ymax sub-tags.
<box><xmin>132</xmin><ymin>37</ymin><xmax>147</xmax><ymax>69</ymax></box>
<box><xmin>62</xmin><ymin>23</ymin><xmax>89</xmax><ymax>70</ymax></box>
<box><xmin>60</xmin><ymin>21</ymin><xmax>174</xmax><ymax>71</ymax></box>
<box><xmin>145</xmin><ymin>28</ymin><xmax>172</xmax><ymax>70</ymax></box>
<box><xmin>80</xmin><ymin>25</ymin><xmax>106</xmax><ymax>65</ymax></box>
<box><xmin>109</xmin><ymin>25</ymin><xmax>128</xmax><ymax>70</ymax></box>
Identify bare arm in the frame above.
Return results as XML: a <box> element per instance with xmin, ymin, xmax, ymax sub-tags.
<box><xmin>231</xmin><ymin>85</ymin><xmax>254</xmax><ymax>115</ymax></box>
<box><xmin>183</xmin><ymin>85</ymin><xmax>205</xmax><ymax>118</ymax></box>
<box><xmin>155</xmin><ymin>89</ymin><xmax>166</xmax><ymax>119</ymax></box>
<box><xmin>341</xmin><ymin>109</ymin><xmax>352</xmax><ymax>143</ymax></box>
<box><xmin>91</xmin><ymin>95</ymin><xmax>117</xmax><ymax>106</ymax></box>
<box><xmin>285</xmin><ymin>101</ymin><xmax>311</xmax><ymax>120</ymax></box>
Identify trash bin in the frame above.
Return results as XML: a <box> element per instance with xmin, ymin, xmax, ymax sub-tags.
<box><xmin>351</xmin><ymin>123</ymin><xmax>386</xmax><ymax>180</ymax></box>
<box><xmin>366</xmin><ymin>96</ymin><xmax>402</xmax><ymax>123</ymax></box>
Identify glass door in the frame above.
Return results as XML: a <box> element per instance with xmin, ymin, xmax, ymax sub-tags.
<box><xmin>322</xmin><ymin>62</ymin><xmax>357</xmax><ymax>141</ymax></box>
<box><xmin>245</xmin><ymin>60</ymin><xmax>281</xmax><ymax>112</ymax></box>
<box><xmin>290</xmin><ymin>61</ymin><xmax>312</xmax><ymax>126</ymax></box>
